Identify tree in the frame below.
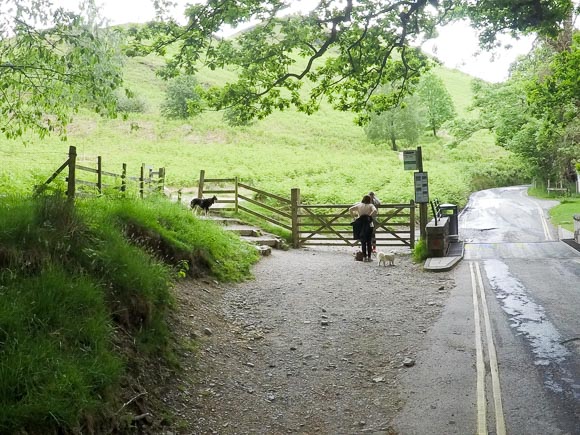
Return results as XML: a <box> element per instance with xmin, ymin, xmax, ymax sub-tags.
<box><xmin>525</xmin><ymin>31</ymin><xmax>580</xmax><ymax>181</ymax></box>
<box><xmin>128</xmin><ymin>0</ymin><xmax>573</xmax><ymax>124</ymax></box>
<box><xmin>417</xmin><ymin>73</ymin><xmax>456</xmax><ymax>137</ymax></box>
<box><xmin>0</xmin><ymin>0</ymin><xmax>124</xmax><ymax>139</ymax></box>
<box><xmin>161</xmin><ymin>75</ymin><xmax>203</xmax><ymax>119</ymax></box>
<box><xmin>365</xmin><ymin>92</ymin><xmax>422</xmax><ymax>150</ymax></box>
<box><xmin>457</xmin><ymin>27</ymin><xmax>580</xmax><ymax>182</ymax></box>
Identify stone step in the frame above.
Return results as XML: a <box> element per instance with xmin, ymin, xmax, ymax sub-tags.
<box><xmin>226</xmin><ymin>224</ymin><xmax>263</xmax><ymax>237</ymax></box>
<box><xmin>254</xmin><ymin>245</ymin><xmax>272</xmax><ymax>256</ymax></box>
<box><xmin>208</xmin><ymin>217</ymin><xmax>242</xmax><ymax>226</ymax></box>
<box><xmin>201</xmin><ymin>215</ymin><xmax>286</xmax><ymax>250</ymax></box>
<box><xmin>241</xmin><ymin>235</ymin><xmax>284</xmax><ymax>249</ymax></box>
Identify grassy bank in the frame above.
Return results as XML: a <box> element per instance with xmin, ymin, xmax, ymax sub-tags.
<box><xmin>0</xmin><ymin>194</ymin><xmax>259</xmax><ymax>433</ymax></box>
<box><xmin>550</xmin><ymin>199</ymin><xmax>580</xmax><ymax>232</ymax></box>
<box><xmin>528</xmin><ymin>186</ymin><xmax>580</xmax><ymax>232</ymax></box>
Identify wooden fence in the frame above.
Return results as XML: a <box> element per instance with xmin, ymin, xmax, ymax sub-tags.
<box><xmin>194</xmin><ymin>170</ymin><xmax>416</xmax><ymax>249</ymax></box>
<box><xmin>38</xmin><ymin>146</ymin><xmax>165</xmax><ymax>199</ymax></box>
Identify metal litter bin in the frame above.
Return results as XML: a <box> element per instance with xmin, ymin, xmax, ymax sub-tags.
<box><xmin>439</xmin><ymin>203</ymin><xmax>458</xmax><ymax>241</ymax></box>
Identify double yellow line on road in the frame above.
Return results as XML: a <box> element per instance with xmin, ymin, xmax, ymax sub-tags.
<box><xmin>469</xmin><ymin>262</ymin><xmax>507</xmax><ymax>435</ymax></box>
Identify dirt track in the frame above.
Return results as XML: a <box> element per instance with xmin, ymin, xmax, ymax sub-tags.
<box><xmin>161</xmin><ymin>246</ymin><xmax>455</xmax><ymax>434</ymax></box>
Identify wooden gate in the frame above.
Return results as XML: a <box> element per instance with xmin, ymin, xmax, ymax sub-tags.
<box><xmin>195</xmin><ymin>172</ymin><xmax>416</xmax><ymax>250</ymax></box>
<box><xmin>296</xmin><ymin>202</ymin><xmax>415</xmax><ymax>249</ymax></box>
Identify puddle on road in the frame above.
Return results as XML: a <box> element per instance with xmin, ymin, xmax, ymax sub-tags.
<box><xmin>483</xmin><ymin>259</ymin><xmax>579</xmax><ymax>400</ymax></box>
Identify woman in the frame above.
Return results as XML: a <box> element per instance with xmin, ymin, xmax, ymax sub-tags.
<box><xmin>349</xmin><ymin>195</ymin><xmax>378</xmax><ymax>262</ymax></box>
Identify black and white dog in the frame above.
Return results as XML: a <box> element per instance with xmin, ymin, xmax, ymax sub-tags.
<box><xmin>190</xmin><ymin>195</ymin><xmax>218</xmax><ymax>216</ymax></box>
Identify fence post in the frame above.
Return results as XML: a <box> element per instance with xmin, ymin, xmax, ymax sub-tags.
<box><xmin>291</xmin><ymin>188</ymin><xmax>301</xmax><ymax>248</ymax></box>
<box><xmin>158</xmin><ymin>167</ymin><xmax>165</xmax><ymax>192</ymax></box>
<box><xmin>410</xmin><ymin>200</ymin><xmax>416</xmax><ymax>249</ymax></box>
<box><xmin>97</xmin><ymin>156</ymin><xmax>102</xmax><ymax>194</ymax></box>
<box><xmin>177</xmin><ymin>188</ymin><xmax>182</xmax><ymax>204</ymax></box>
<box><xmin>121</xmin><ymin>163</ymin><xmax>127</xmax><ymax>193</ymax></box>
<box><xmin>66</xmin><ymin>145</ymin><xmax>76</xmax><ymax>200</ymax></box>
<box><xmin>234</xmin><ymin>176</ymin><xmax>239</xmax><ymax>213</ymax></box>
<box><xmin>197</xmin><ymin>170</ymin><xmax>205</xmax><ymax>199</ymax></box>
<box><xmin>140</xmin><ymin>164</ymin><xmax>145</xmax><ymax>199</ymax></box>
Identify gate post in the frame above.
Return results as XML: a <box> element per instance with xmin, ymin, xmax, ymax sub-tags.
<box><xmin>291</xmin><ymin>188</ymin><xmax>301</xmax><ymax>248</ymax></box>
<box><xmin>234</xmin><ymin>176</ymin><xmax>239</xmax><ymax>213</ymax></box>
<box><xmin>158</xmin><ymin>167</ymin><xmax>165</xmax><ymax>192</ymax></box>
<box><xmin>410</xmin><ymin>200</ymin><xmax>416</xmax><ymax>249</ymax></box>
<box><xmin>66</xmin><ymin>145</ymin><xmax>76</xmax><ymax>200</ymax></box>
<box><xmin>197</xmin><ymin>170</ymin><xmax>205</xmax><ymax>199</ymax></box>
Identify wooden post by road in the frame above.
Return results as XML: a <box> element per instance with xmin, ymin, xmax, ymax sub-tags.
<box><xmin>410</xmin><ymin>200</ymin><xmax>416</xmax><ymax>249</ymax></box>
<box><xmin>417</xmin><ymin>146</ymin><xmax>428</xmax><ymax>241</ymax></box>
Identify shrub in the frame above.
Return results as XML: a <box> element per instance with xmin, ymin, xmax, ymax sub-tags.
<box><xmin>161</xmin><ymin>75</ymin><xmax>203</xmax><ymax>119</ymax></box>
<box><xmin>412</xmin><ymin>239</ymin><xmax>428</xmax><ymax>263</ymax></box>
<box><xmin>116</xmin><ymin>91</ymin><xmax>147</xmax><ymax>113</ymax></box>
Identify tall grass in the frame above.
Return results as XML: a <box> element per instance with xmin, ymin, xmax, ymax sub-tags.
<box><xmin>0</xmin><ymin>194</ymin><xmax>259</xmax><ymax>432</ymax></box>
<box><xmin>0</xmin><ymin>268</ymin><xmax>122</xmax><ymax>433</ymax></box>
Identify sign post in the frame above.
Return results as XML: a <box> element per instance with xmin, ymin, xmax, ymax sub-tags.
<box><xmin>403</xmin><ymin>146</ymin><xmax>428</xmax><ymax>240</ymax></box>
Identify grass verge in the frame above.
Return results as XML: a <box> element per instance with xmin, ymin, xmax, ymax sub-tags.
<box><xmin>0</xmin><ymin>193</ymin><xmax>259</xmax><ymax>433</ymax></box>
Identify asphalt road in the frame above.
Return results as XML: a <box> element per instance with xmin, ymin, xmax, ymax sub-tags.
<box><xmin>394</xmin><ymin>186</ymin><xmax>580</xmax><ymax>435</ymax></box>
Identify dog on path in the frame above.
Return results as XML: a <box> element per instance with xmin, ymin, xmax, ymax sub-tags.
<box><xmin>377</xmin><ymin>251</ymin><xmax>395</xmax><ymax>266</ymax></box>
<box><xmin>190</xmin><ymin>195</ymin><xmax>218</xmax><ymax>216</ymax></box>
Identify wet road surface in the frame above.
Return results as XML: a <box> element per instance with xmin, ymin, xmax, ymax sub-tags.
<box><xmin>394</xmin><ymin>186</ymin><xmax>580</xmax><ymax>435</ymax></box>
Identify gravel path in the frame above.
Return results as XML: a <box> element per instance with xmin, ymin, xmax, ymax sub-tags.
<box><xmin>161</xmin><ymin>246</ymin><xmax>455</xmax><ymax>434</ymax></box>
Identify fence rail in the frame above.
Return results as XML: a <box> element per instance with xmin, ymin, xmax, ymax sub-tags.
<box><xmin>38</xmin><ymin>146</ymin><xmax>165</xmax><ymax>199</ymax></box>
<box><xmin>40</xmin><ymin>156</ymin><xmax>415</xmax><ymax>249</ymax></box>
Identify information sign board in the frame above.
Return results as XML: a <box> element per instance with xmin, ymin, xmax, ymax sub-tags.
<box><xmin>414</xmin><ymin>172</ymin><xmax>429</xmax><ymax>203</ymax></box>
<box><xmin>403</xmin><ymin>150</ymin><xmax>417</xmax><ymax>170</ymax></box>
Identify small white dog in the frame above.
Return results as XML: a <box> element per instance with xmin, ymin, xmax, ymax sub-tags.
<box><xmin>377</xmin><ymin>251</ymin><xmax>395</xmax><ymax>266</ymax></box>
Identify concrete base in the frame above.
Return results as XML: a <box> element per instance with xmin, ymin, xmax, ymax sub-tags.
<box><xmin>424</xmin><ymin>240</ymin><xmax>464</xmax><ymax>272</ymax></box>
<box><xmin>424</xmin><ymin>256</ymin><xmax>462</xmax><ymax>271</ymax></box>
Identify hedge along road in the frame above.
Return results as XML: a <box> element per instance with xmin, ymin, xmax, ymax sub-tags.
<box><xmin>393</xmin><ymin>186</ymin><xmax>580</xmax><ymax>435</ymax></box>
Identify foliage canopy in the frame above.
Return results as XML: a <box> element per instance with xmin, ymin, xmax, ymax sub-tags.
<box><xmin>126</xmin><ymin>0</ymin><xmax>574</xmax><ymax>125</ymax></box>
<box><xmin>456</xmin><ymin>26</ymin><xmax>580</xmax><ymax>182</ymax></box>
<box><xmin>0</xmin><ymin>0</ymin><xmax>124</xmax><ymax>139</ymax></box>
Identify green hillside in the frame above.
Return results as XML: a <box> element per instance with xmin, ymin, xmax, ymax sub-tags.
<box><xmin>2</xmin><ymin>51</ymin><xmax>526</xmax><ymax>208</ymax></box>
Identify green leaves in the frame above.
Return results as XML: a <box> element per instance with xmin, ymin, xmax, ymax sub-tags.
<box><xmin>0</xmin><ymin>1</ymin><xmax>123</xmax><ymax>139</ymax></box>
<box><xmin>161</xmin><ymin>74</ymin><xmax>204</xmax><ymax>119</ymax></box>
<box><xmin>465</xmin><ymin>0</ymin><xmax>573</xmax><ymax>47</ymax></box>
<box><xmin>467</xmin><ymin>30</ymin><xmax>580</xmax><ymax>181</ymax></box>
<box><xmin>127</xmin><ymin>1</ymin><xmax>441</xmax><ymax>123</ymax></box>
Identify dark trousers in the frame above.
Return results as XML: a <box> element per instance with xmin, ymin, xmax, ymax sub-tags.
<box><xmin>361</xmin><ymin>236</ymin><xmax>372</xmax><ymax>258</ymax></box>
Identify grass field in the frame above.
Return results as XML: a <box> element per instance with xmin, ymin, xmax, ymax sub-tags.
<box><xmin>1</xmin><ymin>57</ymin><xmax>528</xmax><ymax>210</ymax></box>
